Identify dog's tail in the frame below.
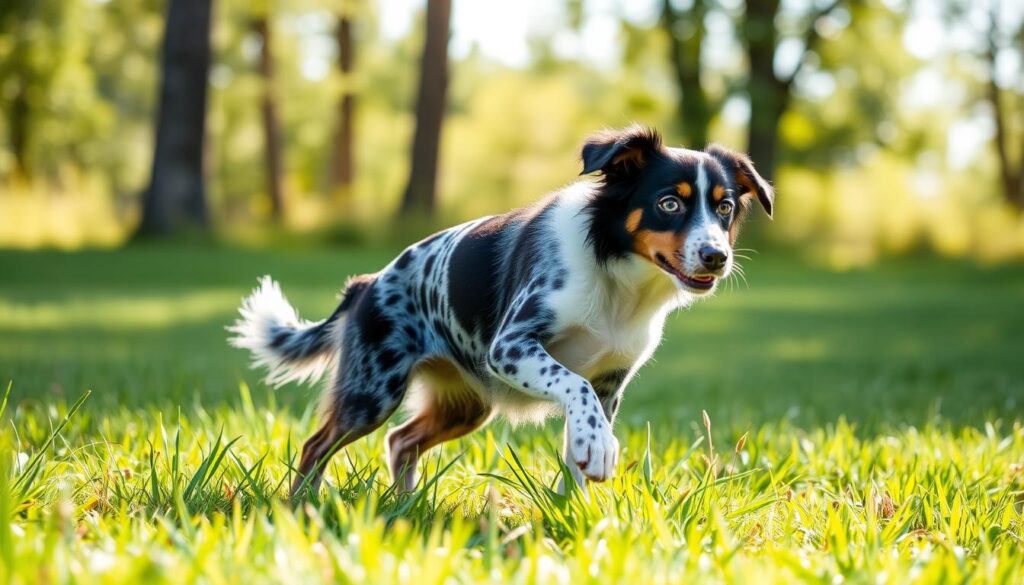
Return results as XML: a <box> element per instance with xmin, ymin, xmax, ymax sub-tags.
<box><xmin>228</xmin><ymin>275</ymin><xmax>368</xmax><ymax>386</ymax></box>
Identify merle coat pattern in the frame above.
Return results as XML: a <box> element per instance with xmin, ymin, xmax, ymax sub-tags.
<box><xmin>230</xmin><ymin>126</ymin><xmax>773</xmax><ymax>498</ymax></box>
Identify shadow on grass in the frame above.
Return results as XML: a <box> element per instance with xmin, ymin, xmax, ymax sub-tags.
<box><xmin>1</xmin><ymin>245</ymin><xmax>1023</xmax><ymax>431</ymax></box>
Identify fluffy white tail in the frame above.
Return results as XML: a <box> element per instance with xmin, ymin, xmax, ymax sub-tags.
<box><xmin>228</xmin><ymin>276</ymin><xmax>341</xmax><ymax>386</ymax></box>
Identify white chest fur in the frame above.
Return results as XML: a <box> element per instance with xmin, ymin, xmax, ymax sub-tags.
<box><xmin>543</xmin><ymin>185</ymin><xmax>689</xmax><ymax>379</ymax></box>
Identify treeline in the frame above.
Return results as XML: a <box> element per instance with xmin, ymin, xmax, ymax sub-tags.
<box><xmin>0</xmin><ymin>0</ymin><xmax>1021</xmax><ymax>243</ymax></box>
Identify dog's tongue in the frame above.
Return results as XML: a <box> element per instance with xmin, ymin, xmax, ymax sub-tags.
<box><xmin>691</xmin><ymin>275</ymin><xmax>715</xmax><ymax>283</ymax></box>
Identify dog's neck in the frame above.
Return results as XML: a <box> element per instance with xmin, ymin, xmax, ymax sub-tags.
<box><xmin>552</xmin><ymin>182</ymin><xmax>694</xmax><ymax>320</ymax></box>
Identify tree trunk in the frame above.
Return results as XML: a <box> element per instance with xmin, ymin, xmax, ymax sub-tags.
<box><xmin>985</xmin><ymin>12</ymin><xmax>1024</xmax><ymax>210</ymax></box>
<box><xmin>330</xmin><ymin>11</ymin><xmax>356</xmax><ymax>202</ymax></box>
<box><xmin>661</xmin><ymin>0</ymin><xmax>712</xmax><ymax>148</ymax></box>
<box><xmin>741</xmin><ymin>0</ymin><xmax>843</xmax><ymax>182</ymax></box>
<box><xmin>743</xmin><ymin>0</ymin><xmax>784</xmax><ymax>182</ymax></box>
<box><xmin>9</xmin><ymin>83</ymin><xmax>30</xmax><ymax>182</ymax></box>
<box><xmin>399</xmin><ymin>0</ymin><xmax>451</xmax><ymax>217</ymax></box>
<box><xmin>136</xmin><ymin>0</ymin><xmax>213</xmax><ymax>237</ymax></box>
<box><xmin>253</xmin><ymin>16</ymin><xmax>286</xmax><ymax>220</ymax></box>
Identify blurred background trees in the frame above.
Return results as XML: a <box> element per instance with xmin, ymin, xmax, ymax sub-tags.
<box><xmin>0</xmin><ymin>0</ymin><xmax>1022</xmax><ymax>262</ymax></box>
<box><xmin>136</xmin><ymin>0</ymin><xmax>213</xmax><ymax>236</ymax></box>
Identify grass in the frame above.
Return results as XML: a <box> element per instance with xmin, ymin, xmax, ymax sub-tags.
<box><xmin>2</xmin><ymin>244</ymin><xmax>1023</xmax><ymax>583</ymax></box>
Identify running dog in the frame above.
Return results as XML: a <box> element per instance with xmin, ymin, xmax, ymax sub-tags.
<box><xmin>230</xmin><ymin>126</ymin><xmax>773</xmax><ymax>498</ymax></box>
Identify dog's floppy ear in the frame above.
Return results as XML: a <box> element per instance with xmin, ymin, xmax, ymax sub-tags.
<box><xmin>581</xmin><ymin>125</ymin><xmax>663</xmax><ymax>178</ymax></box>
<box><xmin>706</xmin><ymin>144</ymin><xmax>774</xmax><ymax>218</ymax></box>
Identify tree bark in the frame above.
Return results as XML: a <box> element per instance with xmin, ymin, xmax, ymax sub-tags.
<box><xmin>743</xmin><ymin>0</ymin><xmax>783</xmax><ymax>182</ymax></box>
<box><xmin>253</xmin><ymin>16</ymin><xmax>286</xmax><ymax>220</ymax></box>
<box><xmin>330</xmin><ymin>11</ymin><xmax>356</xmax><ymax>201</ymax></box>
<box><xmin>741</xmin><ymin>0</ymin><xmax>841</xmax><ymax>181</ymax></box>
<box><xmin>985</xmin><ymin>10</ymin><xmax>1024</xmax><ymax>210</ymax></box>
<box><xmin>136</xmin><ymin>0</ymin><xmax>213</xmax><ymax>237</ymax></box>
<box><xmin>661</xmin><ymin>0</ymin><xmax>712</xmax><ymax>148</ymax></box>
<box><xmin>399</xmin><ymin>0</ymin><xmax>451</xmax><ymax>217</ymax></box>
<box><xmin>9</xmin><ymin>84</ymin><xmax>30</xmax><ymax>182</ymax></box>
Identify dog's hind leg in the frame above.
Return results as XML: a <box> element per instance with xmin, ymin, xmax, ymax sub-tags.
<box><xmin>385</xmin><ymin>361</ymin><xmax>491</xmax><ymax>492</ymax></box>
<box><xmin>290</xmin><ymin>356</ymin><xmax>416</xmax><ymax>499</ymax></box>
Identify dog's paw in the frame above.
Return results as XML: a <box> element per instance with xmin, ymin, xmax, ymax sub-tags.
<box><xmin>567</xmin><ymin>417</ymin><xmax>619</xmax><ymax>482</ymax></box>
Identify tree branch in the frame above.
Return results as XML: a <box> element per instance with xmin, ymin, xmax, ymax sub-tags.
<box><xmin>782</xmin><ymin>0</ymin><xmax>843</xmax><ymax>91</ymax></box>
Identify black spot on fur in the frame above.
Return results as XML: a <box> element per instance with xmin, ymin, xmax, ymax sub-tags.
<box><xmin>514</xmin><ymin>294</ymin><xmax>543</xmax><ymax>323</ymax></box>
<box><xmin>270</xmin><ymin>330</ymin><xmax>290</xmax><ymax>348</ymax></box>
<box><xmin>352</xmin><ymin>283</ymin><xmax>393</xmax><ymax>346</ymax></box>
<box><xmin>503</xmin><ymin>364</ymin><xmax>518</xmax><ymax>376</ymax></box>
<box><xmin>346</xmin><ymin>392</ymin><xmax>382</xmax><ymax>427</ymax></box>
<box><xmin>376</xmin><ymin>348</ymin><xmax>401</xmax><ymax>370</ymax></box>
<box><xmin>447</xmin><ymin>215</ymin><xmax>518</xmax><ymax>340</ymax></box>
<box><xmin>395</xmin><ymin>248</ymin><xmax>416</xmax><ymax>270</ymax></box>
<box><xmin>386</xmin><ymin>374</ymin><xmax>406</xmax><ymax>397</ymax></box>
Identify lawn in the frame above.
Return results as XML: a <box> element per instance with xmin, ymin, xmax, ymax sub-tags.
<box><xmin>2</xmin><ymin>245</ymin><xmax>1023</xmax><ymax>583</ymax></box>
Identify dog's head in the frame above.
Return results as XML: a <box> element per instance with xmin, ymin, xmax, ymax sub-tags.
<box><xmin>582</xmin><ymin>125</ymin><xmax>773</xmax><ymax>295</ymax></box>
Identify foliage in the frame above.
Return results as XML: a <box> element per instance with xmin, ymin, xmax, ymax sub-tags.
<box><xmin>1</xmin><ymin>1</ymin><xmax>1023</xmax><ymax>259</ymax></box>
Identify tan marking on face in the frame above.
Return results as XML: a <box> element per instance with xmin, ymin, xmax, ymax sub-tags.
<box><xmin>712</xmin><ymin>185</ymin><xmax>726</xmax><ymax>202</ymax></box>
<box><xmin>625</xmin><ymin>209</ymin><xmax>643</xmax><ymax>233</ymax></box>
<box><xmin>676</xmin><ymin>182</ymin><xmax>692</xmax><ymax>198</ymax></box>
<box><xmin>633</xmin><ymin>229</ymin><xmax>687</xmax><ymax>272</ymax></box>
<box><xmin>735</xmin><ymin>173</ymin><xmax>758</xmax><ymax>199</ymax></box>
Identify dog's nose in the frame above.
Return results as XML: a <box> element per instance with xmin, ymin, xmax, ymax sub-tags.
<box><xmin>698</xmin><ymin>246</ymin><xmax>728</xmax><ymax>271</ymax></box>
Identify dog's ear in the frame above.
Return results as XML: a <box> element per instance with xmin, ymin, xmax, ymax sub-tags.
<box><xmin>581</xmin><ymin>125</ymin><xmax>663</xmax><ymax>178</ymax></box>
<box><xmin>706</xmin><ymin>144</ymin><xmax>774</xmax><ymax>218</ymax></box>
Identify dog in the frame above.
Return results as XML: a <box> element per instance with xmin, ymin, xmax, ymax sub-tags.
<box><xmin>230</xmin><ymin>126</ymin><xmax>773</xmax><ymax>498</ymax></box>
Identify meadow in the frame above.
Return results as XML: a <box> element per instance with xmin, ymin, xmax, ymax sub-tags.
<box><xmin>2</xmin><ymin>245</ymin><xmax>1023</xmax><ymax>583</ymax></box>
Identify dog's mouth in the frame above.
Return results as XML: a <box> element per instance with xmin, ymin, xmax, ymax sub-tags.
<box><xmin>655</xmin><ymin>253</ymin><xmax>717</xmax><ymax>291</ymax></box>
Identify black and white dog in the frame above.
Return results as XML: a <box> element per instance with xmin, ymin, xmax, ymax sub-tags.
<box><xmin>230</xmin><ymin>126</ymin><xmax>773</xmax><ymax>498</ymax></box>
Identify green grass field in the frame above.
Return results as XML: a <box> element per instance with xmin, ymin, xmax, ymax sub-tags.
<box><xmin>2</xmin><ymin>245</ymin><xmax>1023</xmax><ymax>583</ymax></box>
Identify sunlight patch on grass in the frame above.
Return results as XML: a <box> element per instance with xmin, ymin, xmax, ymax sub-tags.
<box><xmin>0</xmin><ymin>291</ymin><xmax>239</xmax><ymax>331</ymax></box>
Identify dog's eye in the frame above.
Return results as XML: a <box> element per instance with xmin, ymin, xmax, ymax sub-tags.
<box><xmin>716</xmin><ymin>200</ymin><xmax>734</xmax><ymax>217</ymax></box>
<box><xmin>657</xmin><ymin>196</ymin><xmax>683</xmax><ymax>214</ymax></box>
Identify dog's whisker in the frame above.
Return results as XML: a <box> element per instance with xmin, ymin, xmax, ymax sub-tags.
<box><xmin>729</xmin><ymin>262</ymin><xmax>750</xmax><ymax>289</ymax></box>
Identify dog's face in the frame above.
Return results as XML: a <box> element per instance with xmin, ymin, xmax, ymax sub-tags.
<box><xmin>582</xmin><ymin>126</ymin><xmax>773</xmax><ymax>295</ymax></box>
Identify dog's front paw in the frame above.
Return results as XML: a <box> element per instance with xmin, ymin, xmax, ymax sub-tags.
<box><xmin>567</xmin><ymin>416</ymin><xmax>619</xmax><ymax>482</ymax></box>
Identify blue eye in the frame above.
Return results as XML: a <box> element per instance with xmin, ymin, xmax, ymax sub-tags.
<box><xmin>658</xmin><ymin>196</ymin><xmax>683</xmax><ymax>214</ymax></box>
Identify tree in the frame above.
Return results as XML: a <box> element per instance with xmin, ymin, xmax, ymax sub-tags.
<box><xmin>741</xmin><ymin>0</ymin><xmax>844</xmax><ymax>181</ymax></box>
<box><xmin>330</xmin><ymin>3</ymin><xmax>357</xmax><ymax>204</ymax></box>
<box><xmin>136</xmin><ymin>0</ymin><xmax>214</xmax><ymax>236</ymax></box>
<box><xmin>399</xmin><ymin>0</ymin><xmax>452</xmax><ymax>217</ymax></box>
<box><xmin>0</xmin><ymin>0</ymin><xmax>111</xmax><ymax>186</ymax></box>
<box><xmin>660</xmin><ymin>0</ymin><xmax>715</xmax><ymax>147</ymax></box>
<box><xmin>982</xmin><ymin>2</ymin><xmax>1023</xmax><ymax>210</ymax></box>
<box><xmin>253</xmin><ymin>13</ymin><xmax>286</xmax><ymax>220</ymax></box>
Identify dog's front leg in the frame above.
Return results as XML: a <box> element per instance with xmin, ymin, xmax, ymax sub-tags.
<box><xmin>485</xmin><ymin>297</ymin><xmax>619</xmax><ymax>485</ymax></box>
<box><xmin>557</xmin><ymin>421</ymin><xmax>590</xmax><ymax>498</ymax></box>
